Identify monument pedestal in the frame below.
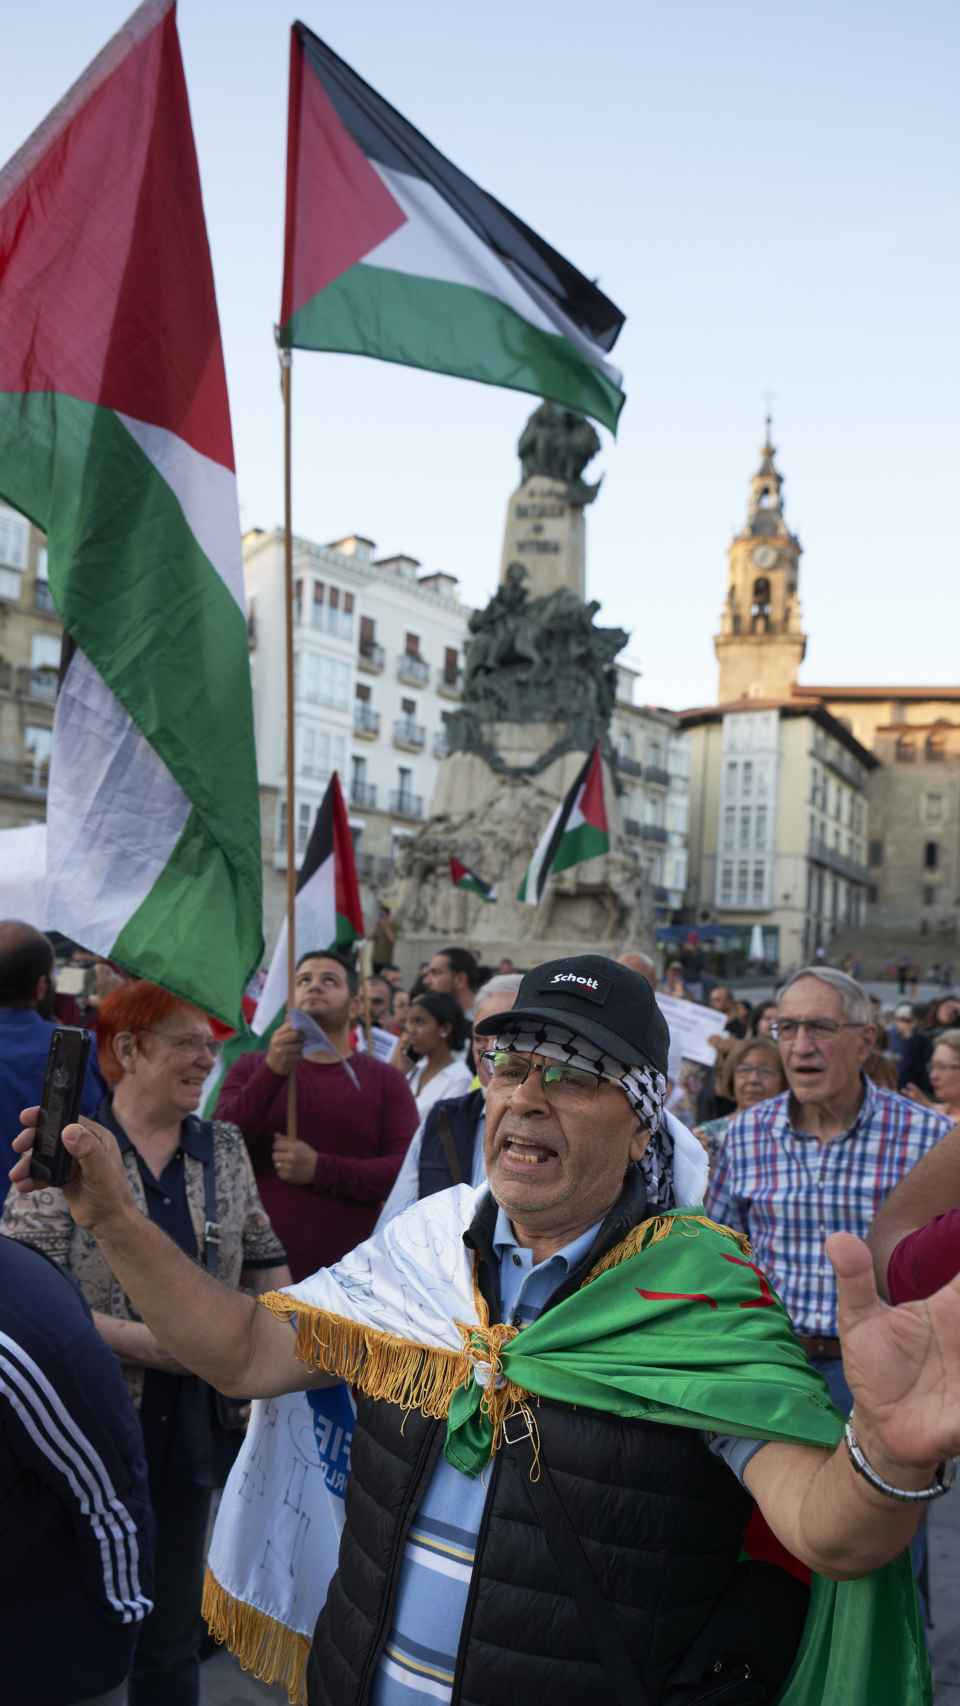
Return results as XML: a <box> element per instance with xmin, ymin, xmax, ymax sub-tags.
<box><xmin>499</xmin><ymin>477</ymin><xmax>587</xmax><ymax>600</ymax></box>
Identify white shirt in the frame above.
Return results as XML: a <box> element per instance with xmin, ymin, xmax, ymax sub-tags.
<box><xmin>405</xmin><ymin>1054</ymin><xmax>474</xmax><ymax>1119</ymax></box>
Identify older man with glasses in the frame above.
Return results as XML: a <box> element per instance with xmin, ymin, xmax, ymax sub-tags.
<box><xmin>706</xmin><ymin>966</ymin><xmax>952</xmax><ymax>1412</ymax></box>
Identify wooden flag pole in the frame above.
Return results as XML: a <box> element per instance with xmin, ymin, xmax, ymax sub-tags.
<box><xmin>280</xmin><ymin>344</ymin><xmax>298</xmax><ymax>1145</ymax></box>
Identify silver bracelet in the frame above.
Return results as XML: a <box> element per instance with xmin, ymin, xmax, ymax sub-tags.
<box><xmin>844</xmin><ymin>1422</ymin><xmax>955</xmax><ymax>1503</ymax></box>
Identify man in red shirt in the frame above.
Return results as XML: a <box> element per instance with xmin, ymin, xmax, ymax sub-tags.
<box><xmin>215</xmin><ymin>952</ymin><xmax>418</xmax><ymax>1280</ymax></box>
<box><xmin>868</xmin><ymin>1120</ymin><xmax>960</xmax><ymax>1304</ymax></box>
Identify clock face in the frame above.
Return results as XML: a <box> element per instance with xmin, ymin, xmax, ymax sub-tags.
<box><xmin>752</xmin><ymin>545</ymin><xmax>777</xmax><ymax>570</ymax></box>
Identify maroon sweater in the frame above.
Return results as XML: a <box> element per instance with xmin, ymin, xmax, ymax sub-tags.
<box><xmin>887</xmin><ymin>1208</ymin><xmax>960</xmax><ymax>1304</ymax></box>
<box><xmin>215</xmin><ymin>1051</ymin><xmax>418</xmax><ymax>1281</ymax></box>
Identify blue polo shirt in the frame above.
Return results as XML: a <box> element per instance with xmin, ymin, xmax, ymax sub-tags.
<box><xmin>0</xmin><ymin>1007</ymin><xmax>103</xmax><ymax>1205</ymax></box>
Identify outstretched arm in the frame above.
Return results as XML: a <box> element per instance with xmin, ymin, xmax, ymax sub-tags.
<box><xmin>867</xmin><ymin>1122</ymin><xmax>960</xmax><ymax>1298</ymax></box>
<box><xmin>10</xmin><ymin>1111</ymin><xmax>334</xmax><ymax>1399</ymax></box>
<box><xmin>744</xmin><ymin>1231</ymin><xmax>959</xmax><ymax>1578</ymax></box>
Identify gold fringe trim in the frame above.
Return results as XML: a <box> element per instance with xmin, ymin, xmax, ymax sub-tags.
<box><xmin>260</xmin><ymin>1290</ymin><xmax>474</xmax><ymax>1417</ymax></box>
<box><xmin>203</xmin><ymin>1568</ymin><xmax>310</xmax><ymax>1706</ymax></box>
<box><xmin>582</xmin><ymin>1211</ymin><xmax>751</xmax><ymax>1285</ymax></box>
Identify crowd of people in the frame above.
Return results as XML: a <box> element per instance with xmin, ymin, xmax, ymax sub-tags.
<box><xmin>1</xmin><ymin>915</ymin><xmax>959</xmax><ymax>1706</ymax></box>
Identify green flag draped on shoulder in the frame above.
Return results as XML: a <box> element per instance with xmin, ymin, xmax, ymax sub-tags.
<box><xmin>206</xmin><ymin>1191</ymin><xmax>930</xmax><ymax>1706</ymax></box>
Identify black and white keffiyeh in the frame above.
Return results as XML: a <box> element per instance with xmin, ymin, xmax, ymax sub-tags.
<box><xmin>491</xmin><ymin>1020</ymin><xmax>675</xmax><ymax>1209</ymax></box>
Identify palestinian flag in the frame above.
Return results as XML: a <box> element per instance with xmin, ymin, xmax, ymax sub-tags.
<box><xmin>278</xmin><ymin>22</ymin><xmax>625</xmax><ymax>434</ymax></box>
<box><xmin>450</xmin><ymin>857</ymin><xmax>496</xmax><ymax>903</ymax></box>
<box><xmin>0</xmin><ymin>0</ymin><xmax>261</xmax><ymax>1027</ymax></box>
<box><xmin>517</xmin><ymin>744</ymin><xmax>609</xmax><ymax>905</ymax></box>
<box><xmin>253</xmin><ymin>773</ymin><xmax>364</xmax><ymax>1035</ymax></box>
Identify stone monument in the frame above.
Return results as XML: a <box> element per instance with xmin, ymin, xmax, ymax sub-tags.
<box><xmin>384</xmin><ymin>403</ymin><xmax>653</xmax><ymax>969</ymax></box>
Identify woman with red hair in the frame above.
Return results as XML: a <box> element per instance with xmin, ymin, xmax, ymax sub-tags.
<box><xmin>1</xmin><ymin>980</ymin><xmax>289</xmax><ymax>1706</ymax></box>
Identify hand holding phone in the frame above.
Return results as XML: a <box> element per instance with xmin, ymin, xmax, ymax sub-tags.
<box><xmin>29</xmin><ymin>1026</ymin><xmax>92</xmax><ymax>1187</ymax></box>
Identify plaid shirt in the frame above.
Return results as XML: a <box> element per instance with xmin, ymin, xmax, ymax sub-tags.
<box><xmin>705</xmin><ymin>1078</ymin><xmax>951</xmax><ymax>1337</ymax></box>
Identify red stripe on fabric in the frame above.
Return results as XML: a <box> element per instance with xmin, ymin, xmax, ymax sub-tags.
<box><xmin>744</xmin><ymin>1507</ymin><xmax>811</xmax><ymax>1585</ymax></box>
<box><xmin>280</xmin><ymin>23</ymin><xmax>406</xmax><ymax>326</ymax></box>
<box><xmin>450</xmin><ymin>857</ymin><xmax>468</xmax><ymax>886</ymax></box>
<box><xmin>0</xmin><ymin>8</ymin><xmax>234</xmax><ymax>469</ymax></box>
<box><xmin>331</xmin><ymin>772</ymin><xmax>365</xmax><ymax>938</ymax></box>
<box><xmin>636</xmin><ymin>1288</ymin><xmax>719</xmax><ymax>1310</ymax></box>
<box><xmin>579</xmin><ymin>744</ymin><xmax>608</xmax><ymax>832</ymax></box>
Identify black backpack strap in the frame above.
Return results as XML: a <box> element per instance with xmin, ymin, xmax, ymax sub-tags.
<box><xmin>199</xmin><ymin>1126</ymin><xmax>221</xmax><ymax>1277</ymax></box>
<box><xmin>503</xmin><ymin>1419</ymin><xmax>651</xmax><ymax>1706</ymax></box>
<box><xmin>436</xmin><ymin>1105</ymin><xmax>464</xmax><ymax>1187</ymax></box>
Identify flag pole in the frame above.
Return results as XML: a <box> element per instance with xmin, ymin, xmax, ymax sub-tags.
<box><xmin>280</xmin><ymin>342</ymin><xmax>298</xmax><ymax>1145</ymax></box>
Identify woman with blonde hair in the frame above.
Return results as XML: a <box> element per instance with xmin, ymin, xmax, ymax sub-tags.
<box><xmin>696</xmin><ymin>1035</ymin><xmax>787</xmax><ymax>1167</ymax></box>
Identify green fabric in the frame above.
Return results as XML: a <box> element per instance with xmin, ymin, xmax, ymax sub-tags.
<box><xmin>0</xmin><ymin>389</ymin><xmax>262</xmax><ymax>1025</ymax></box>
<box><xmin>550</xmin><ymin>818</ymin><xmax>610</xmax><ymax>877</ymax></box>
<box><xmin>280</xmin><ymin>262</ymin><xmax>625</xmax><ymax>436</ymax></box>
<box><xmin>445</xmin><ymin>1214</ymin><xmax>930</xmax><ymax>1706</ymax></box>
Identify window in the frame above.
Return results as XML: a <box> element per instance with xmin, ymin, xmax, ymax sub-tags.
<box><xmin>868</xmin><ymin>839</ymin><xmax>884</xmax><ymax>867</ymax></box>
<box><xmin>924</xmin><ymin>842</ymin><xmax>939</xmax><ymax>871</ymax></box>
<box><xmin>405</xmin><ymin>632</ymin><xmax>420</xmax><ymax>657</ymax></box>
<box><xmin>720</xmin><ymin>862</ymin><xmax>734</xmax><ymax>905</ymax></box>
<box><xmin>895</xmin><ymin>735</ymin><xmax>916</xmax><ymax>763</ymax></box>
<box><xmin>755</xmin><ymin>806</ymin><xmax>768</xmax><ymax>849</ymax></box>
<box><xmin>400</xmin><ymin>697</ymin><xmax>416</xmax><ymax>717</ymax></box>
<box><xmin>739</xmin><ymin>807</ymin><xmax>751</xmax><ymax>847</ymax></box>
<box><xmin>355</xmin><ymin>682</ymin><xmax>370</xmax><ymax>703</ymax></box>
<box><xmin>312</xmin><ymin>582</ymin><xmax>326</xmax><ymax>627</ymax></box>
<box><xmin>36</xmin><ymin>547</ymin><xmax>49</xmax><ymax>582</ymax></box>
<box><xmin>722</xmin><ymin>806</ymin><xmax>736</xmax><ymax>852</ymax></box>
<box><xmin>444</xmin><ymin>646</ymin><xmax>459</xmax><ymax>683</ymax></box>
<box><xmin>752</xmin><ymin>863</ymin><xmax>766</xmax><ymax>903</ymax></box>
<box><xmin>297</xmin><ymin>652</ymin><xmax>350</xmax><ymax>710</ymax></box>
<box><xmin>0</xmin><ymin>505</ymin><xmax>28</xmax><ymax>570</ymax></box>
<box><xmin>736</xmin><ymin>862</ymin><xmax>749</xmax><ymax>904</ymax></box>
<box><xmin>24</xmin><ymin>725</ymin><xmax>51</xmax><ymax>787</ymax></box>
<box><xmin>359</xmin><ymin>615</ymin><xmax>376</xmax><ymax>652</ymax></box>
<box><xmin>31</xmin><ymin>633</ymin><xmax>60</xmax><ymax>671</ymax></box>
<box><xmin>924</xmin><ymin>792</ymin><xmax>944</xmax><ymax>823</ymax></box>
<box><xmin>742</xmin><ymin>761</ymin><xmax>753</xmax><ymax>795</ymax></box>
<box><xmin>923</xmin><ymin>885</ymin><xmax>938</xmax><ymax>907</ymax></box>
<box><xmin>298</xmin><ymin>802</ymin><xmax>312</xmax><ymax>857</ymax></box>
<box><xmin>0</xmin><ymin>565</ymin><xmax>21</xmax><ymax>602</ymax></box>
<box><xmin>926</xmin><ymin>731</ymin><xmax>947</xmax><ymax>762</ymax></box>
<box><xmin>299</xmin><ymin>725</ymin><xmax>346</xmax><ymax>782</ymax></box>
<box><xmin>294</xmin><ymin>578</ymin><xmax>304</xmax><ymax>623</ymax></box>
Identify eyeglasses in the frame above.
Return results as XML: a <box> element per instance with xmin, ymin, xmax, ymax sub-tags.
<box><xmin>734</xmin><ymin>1063</ymin><xmax>783</xmax><ymax>1079</ymax></box>
<box><xmin>769</xmin><ymin>1019</ymin><xmax>863</xmax><ymax>1043</ymax></box>
<box><xmin>139</xmin><ymin>1029</ymin><xmax>222</xmax><ymax>1060</ymax></box>
<box><xmin>481</xmin><ymin>1050</ymin><xmax>610</xmax><ymax>1104</ymax></box>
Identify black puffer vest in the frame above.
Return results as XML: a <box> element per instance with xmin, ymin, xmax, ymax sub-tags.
<box><xmin>417</xmin><ymin>1088</ymin><xmax>483</xmax><ymax>1198</ymax></box>
<box><xmin>307</xmin><ymin>1174</ymin><xmax>754</xmax><ymax>1706</ymax></box>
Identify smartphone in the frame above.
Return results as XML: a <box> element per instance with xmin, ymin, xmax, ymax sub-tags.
<box><xmin>29</xmin><ymin>1026</ymin><xmax>92</xmax><ymax>1187</ymax></box>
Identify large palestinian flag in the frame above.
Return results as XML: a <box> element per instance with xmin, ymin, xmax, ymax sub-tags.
<box><xmin>253</xmin><ymin>773</ymin><xmax>364</xmax><ymax>1035</ymax></box>
<box><xmin>0</xmin><ymin>0</ymin><xmax>261</xmax><ymax>1026</ymax></box>
<box><xmin>518</xmin><ymin>744</ymin><xmax>610</xmax><ymax>904</ymax></box>
<box><xmin>278</xmin><ymin>22</ymin><xmax>625</xmax><ymax>433</ymax></box>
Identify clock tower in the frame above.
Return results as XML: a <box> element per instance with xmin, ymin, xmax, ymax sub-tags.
<box><xmin>715</xmin><ymin>419</ymin><xmax>807</xmax><ymax>701</ymax></box>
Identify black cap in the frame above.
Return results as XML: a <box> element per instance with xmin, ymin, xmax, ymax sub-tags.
<box><xmin>474</xmin><ymin>953</ymin><xmax>669</xmax><ymax>1078</ymax></box>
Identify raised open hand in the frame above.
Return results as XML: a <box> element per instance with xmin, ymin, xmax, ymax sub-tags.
<box><xmin>828</xmin><ymin>1230</ymin><xmax>960</xmax><ymax>1472</ymax></box>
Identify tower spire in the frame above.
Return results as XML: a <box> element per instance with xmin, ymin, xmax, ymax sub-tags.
<box><xmin>714</xmin><ymin>423</ymin><xmax>806</xmax><ymax>701</ymax></box>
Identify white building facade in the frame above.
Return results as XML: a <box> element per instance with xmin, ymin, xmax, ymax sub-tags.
<box><xmin>243</xmin><ymin>529</ymin><xmax>472</xmax><ymax>946</ymax></box>
<box><xmin>610</xmin><ymin>667</ymin><xmax>689</xmax><ymax>921</ymax></box>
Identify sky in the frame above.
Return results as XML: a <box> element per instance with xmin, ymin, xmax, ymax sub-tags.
<box><xmin>3</xmin><ymin>0</ymin><xmax>958</xmax><ymax>710</ymax></box>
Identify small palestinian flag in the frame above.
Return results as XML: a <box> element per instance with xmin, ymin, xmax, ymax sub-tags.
<box><xmin>517</xmin><ymin>745</ymin><xmax>609</xmax><ymax>905</ymax></box>
<box><xmin>278</xmin><ymin>23</ymin><xmax>625</xmax><ymax>433</ymax></box>
<box><xmin>253</xmin><ymin>773</ymin><xmax>364</xmax><ymax>1035</ymax></box>
<box><xmin>450</xmin><ymin>857</ymin><xmax>496</xmax><ymax>903</ymax></box>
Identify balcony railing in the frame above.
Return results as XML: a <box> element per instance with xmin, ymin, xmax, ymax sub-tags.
<box><xmin>353</xmin><ymin>704</ymin><xmax>381</xmax><ymax>739</ymax></box>
<box><xmin>393</xmin><ymin>718</ymin><xmax>426</xmax><ymax>752</ymax></box>
<box><xmin>617</xmin><ymin>754</ymin><xmax>644</xmax><ymax>778</ymax></box>
<box><xmin>355</xmin><ymin>851</ymin><xmax>394</xmax><ymax>884</ymax></box>
<box><xmin>358</xmin><ymin>641</ymin><xmax>385</xmax><ymax>673</ymax></box>
<box><xmin>390</xmin><ymin>790</ymin><xmax>423</xmax><ymax>819</ymax></box>
<box><xmin>350</xmin><ymin>780</ymin><xmax>378</xmax><ymax>809</ymax></box>
<box><xmin>809</xmin><ymin>837</ymin><xmax>868</xmax><ymax>884</ymax></box>
<box><xmin>437</xmin><ymin>667</ymin><xmax>464</xmax><ymax>700</ymax></box>
<box><xmin>0</xmin><ymin>755</ymin><xmax>48</xmax><ymax>797</ymax></box>
<box><xmin>640</xmin><ymin>822</ymin><xmax>668</xmax><ymax>844</ymax></box>
<box><xmin>0</xmin><ymin>659</ymin><xmax>12</xmax><ymax>694</ymax></box>
<box><xmin>397</xmin><ymin>653</ymin><xmax>429</xmax><ymax>687</ymax></box>
<box><xmin>644</xmin><ymin>764</ymin><xmax>670</xmax><ymax>787</ymax></box>
<box><xmin>16</xmin><ymin>665</ymin><xmax>58</xmax><ymax>704</ymax></box>
<box><xmin>624</xmin><ymin>817</ymin><xmax>642</xmax><ymax>838</ymax></box>
<box><xmin>34</xmin><ymin>581</ymin><xmax>57</xmax><ymax>614</ymax></box>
